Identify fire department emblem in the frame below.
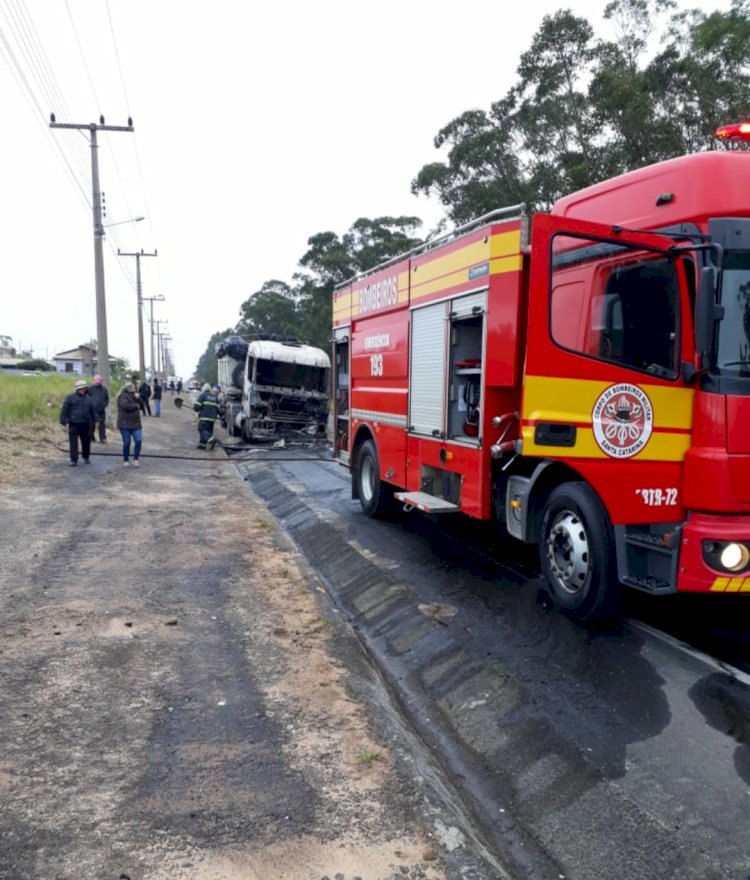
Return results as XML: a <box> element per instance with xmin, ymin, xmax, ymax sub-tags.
<box><xmin>592</xmin><ymin>383</ymin><xmax>653</xmax><ymax>459</ymax></box>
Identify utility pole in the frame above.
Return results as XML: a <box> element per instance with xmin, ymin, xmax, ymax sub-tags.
<box><xmin>162</xmin><ymin>334</ymin><xmax>173</xmax><ymax>380</ymax></box>
<box><xmin>118</xmin><ymin>249</ymin><xmax>157</xmax><ymax>381</ymax></box>
<box><xmin>155</xmin><ymin>320</ymin><xmax>167</xmax><ymax>380</ymax></box>
<box><xmin>142</xmin><ymin>294</ymin><xmax>165</xmax><ymax>379</ymax></box>
<box><xmin>49</xmin><ymin>115</ymin><xmax>134</xmax><ymax>392</ymax></box>
<box><xmin>162</xmin><ymin>334</ymin><xmax>171</xmax><ymax>379</ymax></box>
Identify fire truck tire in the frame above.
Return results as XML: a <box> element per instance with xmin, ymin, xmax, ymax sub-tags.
<box><xmin>539</xmin><ymin>482</ymin><xmax>620</xmax><ymax>623</ymax></box>
<box><xmin>357</xmin><ymin>440</ymin><xmax>393</xmax><ymax>518</ymax></box>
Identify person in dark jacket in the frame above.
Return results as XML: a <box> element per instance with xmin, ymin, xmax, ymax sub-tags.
<box><xmin>138</xmin><ymin>380</ymin><xmax>152</xmax><ymax>416</ymax></box>
<box><xmin>193</xmin><ymin>383</ymin><xmax>222</xmax><ymax>449</ymax></box>
<box><xmin>60</xmin><ymin>379</ymin><xmax>95</xmax><ymax>466</ymax></box>
<box><xmin>152</xmin><ymin>377</ymin><xmax>162</xmax><ymax>417</ymax></box>
<box><xmin>117</xmin><ymin>382</ymin><xmax>143</xmax><ymax>466</ymax></box>
<box><xmin>88</xmin><ymin>373</ymin><xmax>110</xmax><ymax>443</ymax></box>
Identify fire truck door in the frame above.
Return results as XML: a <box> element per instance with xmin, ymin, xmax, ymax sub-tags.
<box><xmin>523</xmin><ymin>214</ymin><xmax>695</xmax><ymax>520</ymax></box>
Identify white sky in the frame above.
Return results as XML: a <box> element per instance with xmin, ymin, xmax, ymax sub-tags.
<box><xmin>0</xmin><ymin>0</ymin><xmax>732</xmax><ymax>377</ymax></box>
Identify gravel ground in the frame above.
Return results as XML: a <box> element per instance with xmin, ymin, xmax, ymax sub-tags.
<box><xmin>0</xmin><ymin>403</ymin><xmax>495</xmax><ymax>880</ymax></box>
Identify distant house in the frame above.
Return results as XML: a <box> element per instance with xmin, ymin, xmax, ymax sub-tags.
<box><xmin>52</xmin><ymin>344</ymin><xmax>118</xmax><ymax>376</ymax></box>
<box><xmin>0</xmin><ymin>357</ymin><xmax>27</xmax><ymax>373</ymax></box>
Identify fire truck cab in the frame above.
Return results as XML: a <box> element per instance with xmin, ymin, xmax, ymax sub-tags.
<box><xmin>332</xmin><ymin>143</ymin><xmax>750</xmax><ymax>621</ymax></box>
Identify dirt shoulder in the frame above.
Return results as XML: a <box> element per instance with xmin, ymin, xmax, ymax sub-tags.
<box><xmin>0</xmin><ymin>402</ymin><xmax>471</xmax><ymax>880</ymax></box>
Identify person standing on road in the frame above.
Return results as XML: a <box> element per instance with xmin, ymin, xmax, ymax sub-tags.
<box><xmin>138</xmin><ymin>380</ymin><xmax>152</xmax><ymax>416</ymax></box>
<box><xmin>60</xmin><ymin>379</ymin><xmax>95</xmax><ymax>467</ymax></box>
<box><xmin>193</xmin><ymin>383</ymin><xmax>222</xmax><ymax>449</ymax></box>
<box><xmin>117</xmin><ymin>382</ymin><xmax>143</xmax><ymax>467</ymax></box>
<box><xmin>176</xmin><ymin>378</ymin><xmax>183</xmax><ymax>395</ymax></box>
<box><xmin>88</xmin><ymin>373</ymin><xmax>109</xmax><ymax>444</ymax></box>
<box><xmin>152</xmin><ymin>377</ymin><xmax>162</xmax><ymax>417</ymax></box>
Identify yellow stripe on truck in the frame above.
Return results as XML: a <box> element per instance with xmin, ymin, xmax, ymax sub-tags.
<box><xmin>521</xmin><ymin>374</ymin><xmax>694</xmax><ymax>462</ymax></box>
<box><xmin>411</xmin><ymin>230</ymin><xmax>523</xmax><ymax>302</ymax></box>
<box><xmin>523</xmin><ymin>375</ymin><xmax>694</xmax><ymax>429</ymax></box>
<box><xmin>521</xmin><ymin>425</ymin><xmax>691</xmax><ymax>461</ymax></box>
<box><xmin>709</xmin><ymin>577</ymin><xmax>750</xmax><ymax>592</ymax></box>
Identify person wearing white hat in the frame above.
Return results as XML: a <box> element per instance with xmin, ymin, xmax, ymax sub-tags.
<box><xmin>59</xmin><ymin>379</ymin><xmax>95</xmax><ymax>466</ymax></box>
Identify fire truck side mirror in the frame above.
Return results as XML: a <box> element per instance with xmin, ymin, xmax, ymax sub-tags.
<box><xmin>695</xmin><ymin>266</ymin><xmax>723</xmax><ymax>367</ymax></box>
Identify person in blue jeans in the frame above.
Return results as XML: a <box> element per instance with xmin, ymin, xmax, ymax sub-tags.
<box><xmin>152</xmin><ymin>377</ymin><xmax>162</xmax><ymax>417</ymax></box>
<box><xmin>116</xmin><ymin>382</ymin><xmax>143</xmax><ymax>467</ymax></box>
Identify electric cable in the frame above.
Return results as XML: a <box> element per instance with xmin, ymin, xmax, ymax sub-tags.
<box><xmin>63</xmin><ymin>0</ymin><xmax>101</xmax><ymax>112</ymax></box>
<box><xmin>1</xmin><ymin>0</ymin><xmax>91</xmax><ymax>187</ymax></box>
<box><xmin>0</xmin><ymin>23</ymin><xmax>90</xmax><ymax>211</ymax></box>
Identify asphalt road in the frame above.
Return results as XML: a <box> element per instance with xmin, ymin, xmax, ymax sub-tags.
<box><xmin>237</xmin><ymin>450</ymin><xmax>750</xmax><ymax>880</ymax></box>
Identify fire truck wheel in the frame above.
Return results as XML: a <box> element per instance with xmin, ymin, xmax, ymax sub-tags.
<box><xmin>540</xmin><ymin>482</ymin><xmax>620</xmax><ymax>623</ymax></box>
<box><xmin>357</xmin><ymin>439</ymin><xmax>393</xmax><ymax>518</ymax></box>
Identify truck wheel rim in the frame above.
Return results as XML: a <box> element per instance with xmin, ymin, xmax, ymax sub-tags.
<box><xmin>546</xmin><ymin>510</ymin><xmax>589</xmax><ymax>596</ymax></box>
<box><xmin>361</xmin><ymin>456</ymin><xmax>375</xmax><ymax>502</ymax></box>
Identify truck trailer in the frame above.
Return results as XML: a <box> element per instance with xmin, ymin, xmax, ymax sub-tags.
<box><xmin>216</xmin><ymin>334</ymin><xmax>330</xmax><ymax>443</ymax></box>
<box><xmin>332</xmin><ymin>125</ymin><xmax>750</xmax><ymax>621</ymax></box>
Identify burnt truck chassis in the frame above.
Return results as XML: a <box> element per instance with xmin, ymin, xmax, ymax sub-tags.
<box><xmin>216</xmin><ymin>333</ymin><xmax>331</xmax><ymax>449</ymax></box>
<box><xmin>223</xmin><ymin>385</ymin><xmax>328</xmax><ymax>446</ymax></box>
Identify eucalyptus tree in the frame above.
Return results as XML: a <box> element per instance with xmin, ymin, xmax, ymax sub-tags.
<box><xmin>293</xmin><ymin>215</ymin><xmax>424</xmax><ymax>350</ymax></box>
<box><xmin>410</xmin><ymin>106</ymin><xmax>530</xmax><ymax>223</ymax></box>
<box><xmin>235</xmin><ymin>280</ymin><xmax>303</xmax><ymax>341</ymax></box>
<box><xmin>512</xmin><ymin>9</ymin><xmax>602</xmax><ymax>205</ymax></box>
<box><xmin>194</xmin><ymin>328</ymin><xmax>233</xmax><ymax>385</ymax></box>
<box><xmin>652</xmin><ymin>0</ymin><xmax>750</xmax><ymax>153</ymax></box>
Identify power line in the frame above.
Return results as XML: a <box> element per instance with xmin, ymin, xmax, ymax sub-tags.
<box><xmin>0</xmin><ymin>23</ymin><xmax>90</xmax><ymax>210</ymax></box>
<box><xmin>63</xmin><ymin>0</ymin><xmax>101</xmax><ymax>112</ymax></box>
<box><xmin>105</xmin><ymin>0</ymin><xmax>130</xmax><ymax>116</ymax></box>
<box><xmin>0</xmin><ymin>0</ymin><xmax>89</xmax><ymax>186</ymax></box>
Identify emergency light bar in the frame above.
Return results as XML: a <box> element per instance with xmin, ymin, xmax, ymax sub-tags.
<box><xmin>715</xmin><ymin>121</ymin><xmax>750</xmax><ymax>140</ymax></box>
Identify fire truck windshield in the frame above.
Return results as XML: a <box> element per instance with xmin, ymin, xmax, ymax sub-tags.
<box><xmin>715</xmin><ymin>250</ymin><xmax>750</xmax><ymax>379</ymax></box>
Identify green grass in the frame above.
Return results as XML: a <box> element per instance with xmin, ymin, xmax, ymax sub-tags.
<box><xmin>0</xmin><ymin>373</ymin><xmax>121</xmax><ymax>426</ymax></box>
<box><xmin>357</xmin><ymin>747</ymin><xmax>382</xmax><ymax>765</ymax></box>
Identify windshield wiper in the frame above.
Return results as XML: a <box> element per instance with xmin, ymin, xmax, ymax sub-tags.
<box><xmin>721</xmin><ymin>360</ymin><xmax>750</xmax><ymax>367</ymax></box>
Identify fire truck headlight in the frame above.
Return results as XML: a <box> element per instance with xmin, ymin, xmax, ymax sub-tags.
<box><xmin>702</xmin><ymin>540</ymin><xmax>750</xmax><ymax>573</ymax></box>
<box><xmin>720</xmin><ymin>543</ymin><xmax>750</xmax><ymax>572</ymax></box>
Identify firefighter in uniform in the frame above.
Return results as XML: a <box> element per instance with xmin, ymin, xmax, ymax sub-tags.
<box><xmin>194</xmin><ymin>383</ymin><xmax>222</xmax><ymax>449</ymax></box>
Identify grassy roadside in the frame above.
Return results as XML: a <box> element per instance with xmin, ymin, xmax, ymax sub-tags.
<box><xmin>0</xmin><ymin>373</ymin><xmax>118</xmax><ymax>480</ymax></box>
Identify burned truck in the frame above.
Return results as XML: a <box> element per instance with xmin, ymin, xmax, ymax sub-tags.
<box><xmin>215</xmin><ymin>334</ymin><xmax>330</xmax><ymax>443</ymax></box>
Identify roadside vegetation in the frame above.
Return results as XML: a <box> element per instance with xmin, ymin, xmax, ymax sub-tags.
<box><xmin>0</xmin><ymin>373</ymin><xmax>120</xmax><ymax>480</ymax></box>
<box><xmin>0</xmin><ymin>372</ymin><xmax>72</xmax><ymax>425</ymax></box>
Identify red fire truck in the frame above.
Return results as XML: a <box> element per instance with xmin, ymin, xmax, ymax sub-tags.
<box><xmin>332</xmin><ymin>124</ymin><xmax>750</xmax><ymax>621</ymax></box>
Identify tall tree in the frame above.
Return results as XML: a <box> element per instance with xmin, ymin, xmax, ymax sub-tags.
<box><xmin>236</xmin><ymin>280</ymin><xmax>303</xmax><ymax>340</ymax></box>
<box><xmin>513</xmin><ymin>10</ymin><xmax>601</xmax><ymax>204</ymax></box>
<box><xmin>654</xmin><ymin>0</ymin><xmax>750</xmax><ymax>153</ymax></box>
<box><xmin>294</xmin><ymin>216</ymin><xmax>425</xmax><ymax>349</ymax></box>
<box><xmin>411</xmin><ymin>106</ymin><xmax>529</xmax><ymax>223</ymax></box>
<box><xmin>194</xmin><ymin>328</ymin><xmax>233</xmax><ymax>384</ymax></box>
<box><xmin>589</xmin><ymin>0</ymin><xmax>684</xmax><ymax>176</ymax></box>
